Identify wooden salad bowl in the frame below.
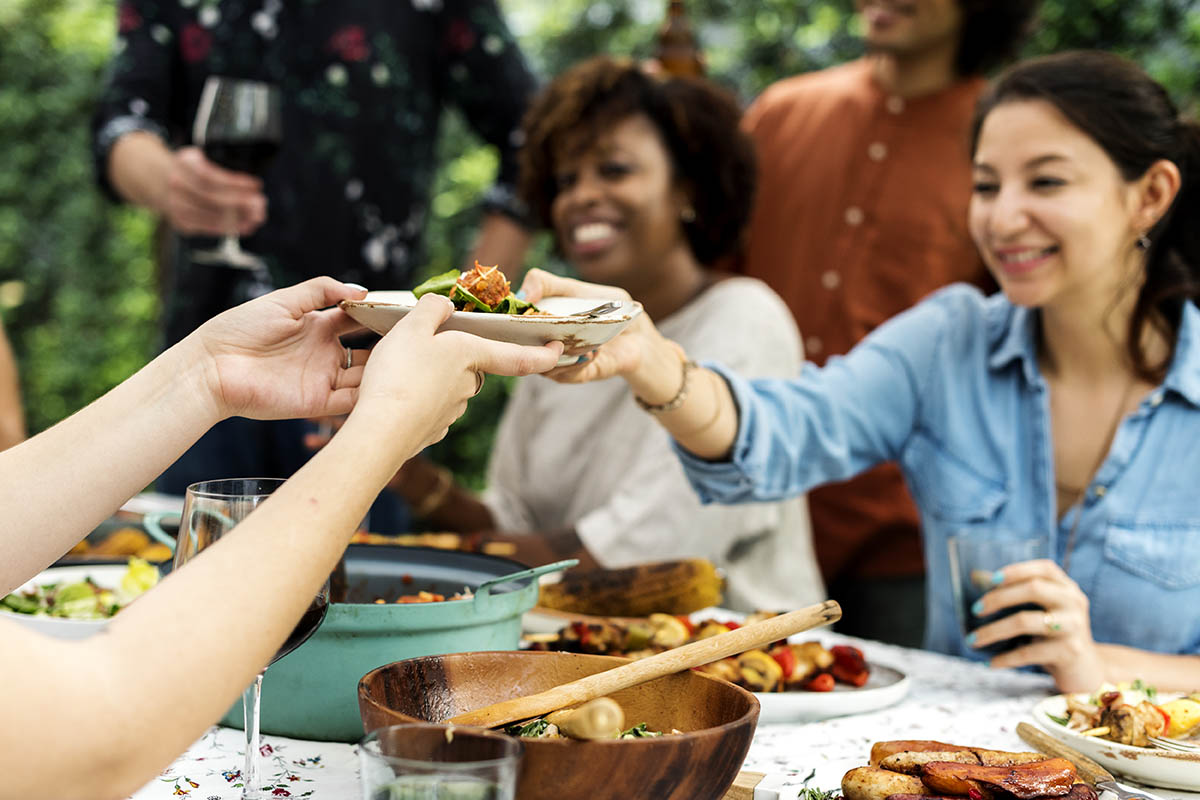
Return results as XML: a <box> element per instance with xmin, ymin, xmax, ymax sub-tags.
<box><xmin>359</xmin><ymin>650</ymin><xmax>760</xmax><ymax>800</ymax></box>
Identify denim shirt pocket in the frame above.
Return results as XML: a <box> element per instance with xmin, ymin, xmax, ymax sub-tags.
<box><xmin>1091</xmin><ymin>519</ymin><xmax>1200</xmax><ymax>653</ymax></box>
<box><xmin>902</xmin><ymin>430</ymin><xmax>1007</xmax><ymax>523</ymax></box>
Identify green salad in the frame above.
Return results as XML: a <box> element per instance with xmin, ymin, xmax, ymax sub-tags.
<box><xmin>1</xmin><ymin>557</ymin><xmax>158</xmax><ymax>620</ymax></box>
<box><xmin>413</xmin><ymin>263</ymin><xmax>541</xmax><ymax>315</ymax></box>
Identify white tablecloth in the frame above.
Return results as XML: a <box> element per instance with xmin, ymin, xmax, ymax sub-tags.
<box><xmin>131</xmin><ymin>632</ymin><xmax>1199</xmax><ymax>800</ymax></box>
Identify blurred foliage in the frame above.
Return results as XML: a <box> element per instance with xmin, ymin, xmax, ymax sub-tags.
<box><xmin>2</xmin><ymin>0</ymin><xmax>1199</xmax><ymax>489</ymax></box>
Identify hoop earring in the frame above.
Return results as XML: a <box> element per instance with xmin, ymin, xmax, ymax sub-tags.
<box><xmin>680</xmin><ymin>206</ymin><xmax>696</xmax><ymax>223</ymax></box>
<box><xmin>1138</xmin><ymin>233</ymin><xmax>1151</xmax><ymax>251</ymax></box>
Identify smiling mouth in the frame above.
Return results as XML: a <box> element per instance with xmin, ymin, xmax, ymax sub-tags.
<box><xmin>995</xmin><ymin>245</ymin><xmax>1059</xmax><ymax>271</ymax></box>
<box><xmin>572</xmin><ymin>222</ymin><xmax>617</xmax><ymax>244</ymax></box>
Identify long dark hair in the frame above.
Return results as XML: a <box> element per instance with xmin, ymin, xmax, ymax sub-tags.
<box><xmin>971</xmin><ymin>50</ymin><xmax>1200</xmax><ymax>381</ymax></box>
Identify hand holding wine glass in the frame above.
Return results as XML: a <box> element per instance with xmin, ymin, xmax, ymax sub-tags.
<box><xmin>190</xmin><ymin>76</ymin><xmax>282</xmax><ymax>269</ymax></box>
<box><xmin>161</xmin><ymin>145</ymin><xmax>267</xmax><ymax>237</ymax></box>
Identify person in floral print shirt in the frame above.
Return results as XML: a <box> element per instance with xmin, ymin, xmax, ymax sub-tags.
<box><xmin>92</xmin><ymin>0</ymin><xmax>538</xmax><ymax>500</ymax></box>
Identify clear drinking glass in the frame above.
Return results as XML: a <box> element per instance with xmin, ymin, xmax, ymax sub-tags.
<box><xmin>174</xmin><ymin>478</ymin><xmax>330</xmax><ymax>800</ymax></box>
<box><xmin>359</xmin><ymin>723</ymin><xmax>523</xmax><ymax>800</ymax></box>
<box><xmin>191</xmin><ymin>76</ymin><xmax>283</xmax><ymax>270</ymax></box>
<box><xmin>947</xmin><ymin>530</ymin><xmax>1049</xmax><ymax>655</ymax></box>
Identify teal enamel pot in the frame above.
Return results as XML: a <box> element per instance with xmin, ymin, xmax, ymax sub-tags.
<box><xmin>220</xmin><ymin>544</ymin><xmax>573</xmax><ymax>742</ymax></box>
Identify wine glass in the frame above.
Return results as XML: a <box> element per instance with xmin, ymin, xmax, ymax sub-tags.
<box><xmin>173</xmin><ymin>478</ymin><xmax>330</xmax><ymax>800</ymax></box>
<box><xmin>191</xmin><ymin>76</ymin><xmax>283</xmax><ymax>270</ymax></box>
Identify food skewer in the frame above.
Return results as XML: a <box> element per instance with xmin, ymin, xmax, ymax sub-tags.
<box><xmin>446</xmin><ymin>599</ymin><xmax>842</xmax><ymax>728</ymax></box>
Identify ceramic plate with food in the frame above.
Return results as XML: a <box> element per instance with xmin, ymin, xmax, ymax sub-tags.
<box><xmin>523</xmin><ymin>609</ymin><xmax>908</xmax><ymax>724</ymax></box>
<box><xmin>341</xmin><ymin>265</ymin><xmax>641</xmax><ymax>366</ymax></box>
<box><xmin>1032</xmin><ymin>692</ymin><xmax>1200</xmax><ymax>790</ymax></box>
<box><xmin>0</xmin><ymin>560</ymin><xmax>159</xmax><ymax>639</ymax></box>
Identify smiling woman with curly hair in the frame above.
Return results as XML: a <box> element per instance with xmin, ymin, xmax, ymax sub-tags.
<box><xmin>388</xmin><ymin>56</ymin><xmax>823</xmax><ymax>613</ymax></box>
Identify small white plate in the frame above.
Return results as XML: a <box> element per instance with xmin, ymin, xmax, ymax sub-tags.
<box><xmin>1</xmin><ymin>564</ymin><xmax>137</xmax><ymax>640</ymax></box>
<box><xmin>756</xmin><ymin>662</ymin><xmax>909</xmax><ymax>724</ymax></box>
<box><xmin>341</xmin><ymin>292</ymin><xmax>642</xmax><ymax>366</ymax></box>
<box><xmin>1032</xmin><ymin>695</ymin><xmax>1200</xmax><ymax>790</ymax></box>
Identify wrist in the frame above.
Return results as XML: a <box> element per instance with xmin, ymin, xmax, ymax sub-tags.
<box><xmin>627</xmin><ymin>332</ymin><xmax>688</xmax><ymax>405</ymax></box>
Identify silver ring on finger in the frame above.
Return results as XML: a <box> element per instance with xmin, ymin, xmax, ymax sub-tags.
<box><xmin>344</xmin><ymin>346</ymin><xmax>354</xmax><ymax>370</ymax></box>
<box><xmin>1043</xmin><ymin>611</ymin><xmax>1063</xmax><ymax>635</ymax></box>
<box><xmin>472</xmin><ymin>370</ymin><xmax>485</xmax><ymax>397</ymax></box>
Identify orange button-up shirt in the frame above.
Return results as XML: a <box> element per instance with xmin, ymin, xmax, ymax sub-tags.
<box><xmin>737</xmin><ymin>58</ymin><xmax>992</xmax><ymax>584</ymax></box>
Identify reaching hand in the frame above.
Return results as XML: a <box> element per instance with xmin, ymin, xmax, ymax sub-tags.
<box><xmin>162</xmin><ymin>146</ymin><xmax>266</xmax><ymax>236</ymax></box>
<box><xmin>518</xmin><ymin>268</ymin><xmax>669</xmax><ymax>387</ymax></box>
<box><xmin>970</xmin><ymin>558</ymin><xmax>1103</xmax><ymax>691</ymax></box>
<box><xmin>355</xmin><ymin>293</ymin><xmax>564</xmax><ymax>452</ymax></box>
<box><xmin>189</xmin><ymin>277</ymin><xmax>369</xmax><ymax>421</ymax></box>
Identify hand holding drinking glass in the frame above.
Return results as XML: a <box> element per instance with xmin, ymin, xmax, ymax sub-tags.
<box><xmin>174</xmin><ymin>479</ymin><xmax>330</xmax><ymax>800</ymax></box>
<box><xmin>190</xmin><ymin>75</ymin><xmax>282</xmax><ymax>269</ymax></box>
<box><xmin>974</xmin><ymin>558</ymin><xmax>1103</xmax><ymax>691</ymax></box>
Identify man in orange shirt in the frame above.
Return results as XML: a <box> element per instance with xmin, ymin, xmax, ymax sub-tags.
<box><xmin>737</xmin><ymin>0</ymin><xmax>1037</xmax><ymax>646</ymax></box>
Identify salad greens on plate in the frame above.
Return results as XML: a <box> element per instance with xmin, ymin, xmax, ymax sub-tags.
<box><xmin>1</xmin><ymin>557</ymin><xmax>158</xmax><ymax>620</ymax></box>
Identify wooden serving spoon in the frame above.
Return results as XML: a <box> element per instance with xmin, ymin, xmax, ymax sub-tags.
<box><xmin>446</xmin><ymin>599</ymin><xmax>842</xmax><ymax>729</ymax></box>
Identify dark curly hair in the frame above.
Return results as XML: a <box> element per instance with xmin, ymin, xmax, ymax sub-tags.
<box><xmin>956</xmin><ymin>0</ymin><xmax>1039</xmax><ymax>76</ymax></box>
<box><xmin>972</xmin><ymin>50</ymin><xmax>1200</xmax><ymax>381</ymax></box>
<box><xmin>518</xmin><ymin>56</ymin><xmax>756</xmax><ymax>266</ymax></box>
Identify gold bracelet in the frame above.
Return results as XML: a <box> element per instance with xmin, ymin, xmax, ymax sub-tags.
<box><xmin>634</xmin><ymin>358</ymin><xmax>698</xmax><ymax>414</ymax></box>
<box><xmin>413</xmin><ymin>464</ymin><xmax>454</xmax><ymax>517</ymax></box>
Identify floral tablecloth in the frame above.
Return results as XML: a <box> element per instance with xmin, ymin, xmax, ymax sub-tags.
<box><xmin>131</xmin><ymin>632</ymin><xmax>1200</xmax><ymax>800</ymax></box>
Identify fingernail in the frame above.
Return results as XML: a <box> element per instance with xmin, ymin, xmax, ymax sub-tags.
<box><xmin>344</xmin><ymin>282</ymin><xmax>368</xmax><ymax>292</ymax></box>
<box><xmin>992</xmin><ymin>570</ymin><xmax>1006</xmax><ymax>585</ymax></box>
<box><xmin>573</xmin><ymin>354</ymin><xmax>589</xmax><ymax>365</ymax></box>
<box><xmin>971</xmin><ymin>599</ymin><xmax>984</xmax><ymax>616</ymax></box>
<box><xmin>965</xmin><ymin>632</ymin><xmax>977</xmax><ymax>647</ymax></box>
<box><xmin>515</xmin><ymin>288</ymin><xmax>527</xmax><ymax>300</ymax></box>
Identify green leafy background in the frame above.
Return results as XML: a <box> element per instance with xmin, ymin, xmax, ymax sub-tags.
<box><xmin>2</xmin><ymin>0</ymin><xmax>1197</xmax><ymax>491</ymax></box>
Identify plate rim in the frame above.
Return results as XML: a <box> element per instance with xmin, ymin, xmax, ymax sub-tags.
<box><xmin>342</xmin><ymin>293</ymin><xmax>643</xmax><ymax>324</ymax></box>
<box><xmin>1</xmin><ymin>564</ymin><xmax>138</xmax><ymax>627</ymax></box>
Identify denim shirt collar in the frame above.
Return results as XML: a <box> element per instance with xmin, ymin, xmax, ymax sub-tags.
<box><xmin>986</xmin><ymin>297</ymin><xmax>1200</xmax><ymax>407</ymax></box>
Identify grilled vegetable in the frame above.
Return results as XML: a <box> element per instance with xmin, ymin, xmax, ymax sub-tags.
<box><xmin>537</xmin><ymin>558</ymin><xmax>723</xmax><ymax>617</ymax></box>
<box><xmin>1159</xmin><ymin>697</ymin><xmax>1200</xmax><ymax>738</ymax></box>
<box><xmin>920</xmin><ymin>758</ymin><xmax>1077</xmax><ymax>799</ymax></box>
<box><xmin>842</xmin><ymin>766</ymin><xmax>928</xmax><ymax>800</ymax></box>
<box><xmin>737</xmin><ymin>649</ymin><xmax>784</xmax><ymax>692</ymax></box>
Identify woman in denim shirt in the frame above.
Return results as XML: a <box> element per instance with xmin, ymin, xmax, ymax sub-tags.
<box><xmin>520</xmin><ymin>51</ymin><xmax>1200</xmax><ymax>692</ymax></box>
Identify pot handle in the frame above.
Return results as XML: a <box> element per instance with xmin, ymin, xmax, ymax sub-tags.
<box><xmin>473</xmin><ymin>559</ymin><xmax>578</xmax><ymax>607</ymax></box>
<box><xmin>142</xmin><ymin>511</ymin><xmax>180</xmax><ymax>553</ymax></box>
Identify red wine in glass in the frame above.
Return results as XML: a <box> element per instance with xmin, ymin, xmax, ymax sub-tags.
<box><xmin>203</xmin><ymin>140</ymin><xmax>280</xmax><ymax>177</ymax></box>
<box><xmin>191</xmin><ymin>76</ymin><xmax>283</xmax><ymax>270</ymax></box>
<box><xmin>273</xmin><ymin>592</ymin><xmax>328</xmax><ymax>663</ymax></box>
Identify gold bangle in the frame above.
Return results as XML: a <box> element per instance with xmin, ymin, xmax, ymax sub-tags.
<box><xmin>413</xmin><ymin>465</ymin><xmax>454</xmax><ymax>517</ymax></box>
<box><xmin>634</xmin><ymin>358</ymin><xmax>697</xmax><ymax>414</ymax></box>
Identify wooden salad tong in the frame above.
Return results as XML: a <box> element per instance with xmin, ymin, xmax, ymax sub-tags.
<box><xmin>446</xmin><ymin>599</ymin><xmax>842</xmax><ymax>728</ymax></box>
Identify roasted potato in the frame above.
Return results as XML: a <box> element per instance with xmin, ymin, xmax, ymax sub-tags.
<box><xmin>842</xmin><ymin>766</ymin><xmax>928</xmax><ymax>800</ymax></box>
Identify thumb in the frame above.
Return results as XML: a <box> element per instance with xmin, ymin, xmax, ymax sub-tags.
<box><xmin>397</xmin><ymin>293</ymin><xmax>455</xmax><ymax>336</ymax></box>
<box><xmin>271</xmin><ymin>277</ymin><xmax>369</xmax><ymax>318</ymax></box>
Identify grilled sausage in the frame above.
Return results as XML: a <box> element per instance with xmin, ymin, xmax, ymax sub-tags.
<box><xmin>880</xmin><ymin>751</ymin><xmax>981</xmax><ymax>775</ymax></box>
<box><xmin>870</xmin><ymin>741</ymin><xmax>975</xmax><ymax>766</ymax></box>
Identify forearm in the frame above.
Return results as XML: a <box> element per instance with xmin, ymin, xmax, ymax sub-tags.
<box><xmin>106</xmin><ymin>130</ymin><xmax>174</xmax><ymax>213</ymax></box>
<box><xmin>1097</xmin><ymin>643</ymin><xmax>1200</xmax><ymax>692</ymax></box>
<box><xmin>389</xmin><ymin>457</ymin><xmax>497</xmax><ymax>531</ymax></box>
<box><xmin>0</xmin><ymin>339</ymin><xmax>218</xmax><ymax>591</ymax></box>
<box><xmin>626</xmin><ymin>335</ymin><xmax>739</xmax><ymax>461</ymax></box>
<box><xmin>0</xmin><ymin>409</ymin><xmax>421</xmax><ymax>800</ymax></box>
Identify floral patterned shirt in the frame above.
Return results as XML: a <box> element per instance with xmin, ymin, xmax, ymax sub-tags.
<box><xmin>93</xmin><ymin>0</ymin><xmax>536</xmax><ymax>341</ymax></box>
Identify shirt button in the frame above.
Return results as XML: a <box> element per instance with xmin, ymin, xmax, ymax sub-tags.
<box><xmin>1150</xmin><ymin>391</ymin><xmax>1164</xmax><ymax>406</ymax></box>
<box><xmin>805</xmin><ymin>336</ymin><xmax>823</xmax><ymax>356</ymax></box>
<box><xmin>867</xmin><ymin>142</ymin><xmax>888</xmax><ymax>161</ymax></box>
<box><xmin>1094</xmin><ymin>485</ymin><xmax>1107</xmax><ymax>497</ymax></box>
<box><xmin>821</xmin><ymin>270</ymin><xmax>841</xmax><ymax>290</ymax></box>
<box><xmin>886</xmin><ymin>96</ymin><xmax>905</xmax><ymax>114</ymax></box>
<box><xmin>844</xmin><ymin>206</ymin><xmax>864</xmax><ymax>226</ymax></box>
